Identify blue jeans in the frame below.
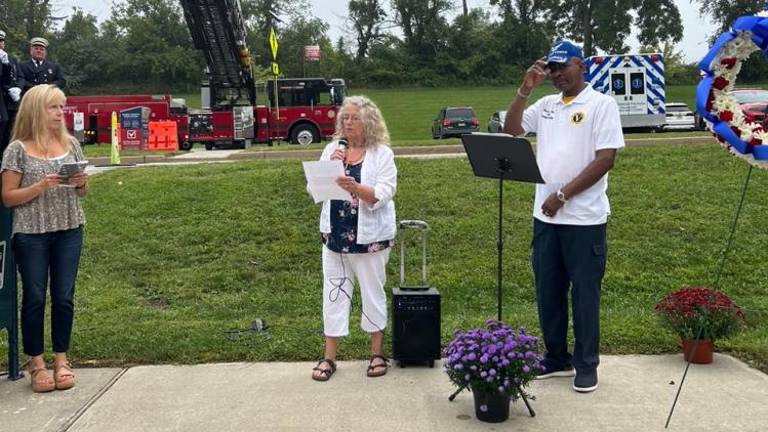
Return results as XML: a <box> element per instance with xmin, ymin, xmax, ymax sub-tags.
<box><xmin>531</xmin><ymin>219</ymin><xmax>606</xmax><ymax>373</ymax></box>
<box><xmin>14</xmin><ymin>226</ymin><xmax>83</xmax><ymax>356</ymax></box>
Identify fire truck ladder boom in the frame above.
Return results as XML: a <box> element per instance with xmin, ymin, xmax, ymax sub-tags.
<box><xmin>180</xmin><ymin>0</ymin><xmax>256</xmax><ymax>108</ymax></box>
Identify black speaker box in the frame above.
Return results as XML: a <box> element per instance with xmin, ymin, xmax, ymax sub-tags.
<box><xmin>391</xmin><ymin>287</ymin><xmax>441</xmax><ymax>367</ymax></box>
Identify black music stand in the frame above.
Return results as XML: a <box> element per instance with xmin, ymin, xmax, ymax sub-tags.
<box><xmin>453</xmin><ymin>133</ymin><xmax>543</xmax><ymax>418</ymax></box>
<box><xmin>461</xmin><ymin>133</ymin><xmax>544</xmax><ymax>322</ymax></box>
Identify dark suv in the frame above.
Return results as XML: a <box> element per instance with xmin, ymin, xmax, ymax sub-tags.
<box><xmin>432</xmin><ymin>107</ymin><xmax>479</xmax><ymax>139</ymax></box>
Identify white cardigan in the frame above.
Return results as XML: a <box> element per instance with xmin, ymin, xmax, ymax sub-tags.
<box><xmin>315</xmin><ymin>140</ymin><xmax>397</xmax><ymax>244</ymax></box>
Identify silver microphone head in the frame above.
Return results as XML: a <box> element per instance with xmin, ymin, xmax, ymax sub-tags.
<box><xmin>338</xmin><ymin>138</ymin><xmax>348</xmax><ymax>150</ymax></box>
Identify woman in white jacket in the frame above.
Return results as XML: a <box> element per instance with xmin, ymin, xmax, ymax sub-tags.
<box><xmin>311</xmin><ymin>95</ymin><xmax>396</xmax><ymax>381</ymax></box>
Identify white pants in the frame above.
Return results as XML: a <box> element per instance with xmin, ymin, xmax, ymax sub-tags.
<box><xmin>322</xmin><ymin>245</ymin><xmax>391</xmax><ymax>337</ymax></box>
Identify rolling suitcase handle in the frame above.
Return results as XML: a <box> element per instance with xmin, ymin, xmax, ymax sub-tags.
<box><xmin>399</xmin><ymin>220</ymin><xmax>429</xmax><ymax>290</ymax></box>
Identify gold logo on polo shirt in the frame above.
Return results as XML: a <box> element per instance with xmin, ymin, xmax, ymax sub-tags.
<box><xmin>570</xmin><ymin>111</ymin><xmax>586</xmax><ymax>125</ymax></box>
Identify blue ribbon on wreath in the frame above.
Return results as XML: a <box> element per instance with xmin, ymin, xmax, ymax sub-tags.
<box><xmin>696</xmin><ymin>8</ymin><xmax>768</xmax><ymax>160</ymax></box>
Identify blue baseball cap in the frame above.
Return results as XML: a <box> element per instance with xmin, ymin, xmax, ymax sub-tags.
<box><xmin>546</xmin><ymin>41</ymin><xmax>583</xmax><ymax>64</ymax></box>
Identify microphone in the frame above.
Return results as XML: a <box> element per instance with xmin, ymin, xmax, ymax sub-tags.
<box><xmin>338</xmin><ymin>137</ymin><xmax>349</xmax><ymax>169</ymax></box>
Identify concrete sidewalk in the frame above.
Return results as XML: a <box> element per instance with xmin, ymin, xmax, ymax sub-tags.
<box><xmin>2</xmin><ymin>354</ymin><xmax>766</xmax><ymax>432</ymax></box>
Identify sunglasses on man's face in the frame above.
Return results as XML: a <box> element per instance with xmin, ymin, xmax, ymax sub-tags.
<box><xmin>546</xmin><ymin>62</ymin><xmax>575</xmax><ymax>73</ymax></box>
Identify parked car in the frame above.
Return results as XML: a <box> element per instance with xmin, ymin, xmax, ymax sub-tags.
<box><xmin>695</xmin><ymin>88</ymin><xmax>768</xmax><ymax>130</ymax></box>
<box><xmin>487</xmin><ymin>110</ymin><xmax>507</xmax><ymax>133</ymax></box>
<box><xmin>662</xmin><ymin>102</ymin><xmax>695</xmax><ymax>131</ymax></box>
<box><xmin>432</xmin><ymin>107</ymin><xmax>479</xmax><ymax>139</ymax></box>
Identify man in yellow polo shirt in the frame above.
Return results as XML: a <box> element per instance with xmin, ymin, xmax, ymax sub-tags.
<box><xmin>504</xmin><ymin>40</ymin><xmax>625</xmax><ymax>393</ymax></box>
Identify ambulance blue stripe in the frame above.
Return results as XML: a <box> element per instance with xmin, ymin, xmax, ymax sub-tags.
<box><xmin>587</xmin><ymin>56</ymin><xmax>624</xmax><ymax>89</ymax></box>
<box><xmin>630</xmin><ymin>56</ymin><xmax>665</xmax><ymax>86</ymax></box>
<box><xmin>585</xmin><ymin>57</ymin><xmax>615</xmax><ymax>81</ymax></box>
<box><xmin>647</xmin><ymin>86</ymin><xmax>665</xmax><ymax>113</ymax></box>
<box><xmin>626</xmin><ymin>55</ymin><xmax>665</xmax><ymax>115</ymax></box>
<box><xmin>642</xmin><ymin>55</ymin><xmax>665</xmax><ymax>78</ymax></box>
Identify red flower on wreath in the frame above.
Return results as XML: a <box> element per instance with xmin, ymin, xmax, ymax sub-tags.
<box><xmin>720</xmin><ymin>58</ymin><xmax>737</xmax><ymax>69</ymax></box>
<box><xmin>713</xmin><ymin>76</ymin><xmax>730</xmax><ymax>90</ymax></box>
<box><xmin>719</xmin><ymin>110</ymin><xmax>733</xmax><ymax>122</ymax></box>
<box><xmin>750</xmin><ymin>138</ymin><xmax>762</xmax><ymax>145</ymax></box>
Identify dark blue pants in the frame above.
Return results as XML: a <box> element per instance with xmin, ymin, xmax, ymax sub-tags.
<box><xmin>531</xmin><ymin>219</ymin><xmax>606</xmax><ymax>373</ymax></box>
<box><xmin>14</xmin><ymin>226</ymin><xmax>83</xmax><ymax>356</ymax></box>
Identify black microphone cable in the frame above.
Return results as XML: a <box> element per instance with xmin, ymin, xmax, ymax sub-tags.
<box><xmin>327</xmin><ymin>251</ymin><xmax>385</xmax><ymax>335</ymax></box>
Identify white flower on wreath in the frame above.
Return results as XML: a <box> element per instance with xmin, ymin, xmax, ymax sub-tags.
<box><xmin>705</xmin><ymin>29</ymin><xmax>765</xmax><ymax>160</ymax></box>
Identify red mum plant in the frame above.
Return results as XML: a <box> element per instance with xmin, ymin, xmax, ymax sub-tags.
<box><xmin>654</xmin><ymin>287</ymin><xmax>745</xmax><ymax>341</ymax></box>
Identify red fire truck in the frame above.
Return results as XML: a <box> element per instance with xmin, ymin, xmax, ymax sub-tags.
<box><xmin>64</xmin><ymin>0</ymin><xmax>345</xmax><ymax>150</ymax></box>
<box><xmin>182</xmin><ymin>0</ymin><xmax>345</xmax><ymax>149</ymax></box>
<box><xmin>190</xmin><ymin>77</ymin><xmax>345</xmax><ymax>150</ymax></box>
<box><xmin>64</xmin><ymin>94</ymin><xmax>189</xmax><ymax>148</ymax></box>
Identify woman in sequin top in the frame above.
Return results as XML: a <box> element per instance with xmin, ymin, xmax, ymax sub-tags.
<box><xmin>1</xmin><ymin>84</ymin><xmax>87</xmax><ymax>392</ymax></box>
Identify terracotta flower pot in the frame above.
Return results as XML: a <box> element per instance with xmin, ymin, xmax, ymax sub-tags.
<box><xmin>681</xmin><ymin>339</ymin><xmax>714</xmax><ymax>364</ymax></box>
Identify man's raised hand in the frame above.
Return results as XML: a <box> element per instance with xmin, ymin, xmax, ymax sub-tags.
<box><xmin>521</xmin><ymin>57</ymin><xmax>549</xmax><ymax>94</ymax></box>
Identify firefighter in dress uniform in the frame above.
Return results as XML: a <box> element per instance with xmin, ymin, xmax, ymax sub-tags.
<box><xmin>17</xmin><ymin>37</ymin><xmax>65</xmax><ymax>97</ymax></box>
<box><xmin>0</xmin><ymin>30</ymin><xmax>22</xmax><ymax>159</ymax></box>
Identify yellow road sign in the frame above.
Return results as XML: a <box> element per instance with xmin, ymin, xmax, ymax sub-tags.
<box><xmin>271</xmin><ymin>62</ymin><xmax>279</xmax><ymax>76</ymax></box>
<box><xmin>269</xmin><ymin>28</ymin><xmax>278</xmax><ymax>60</ymax></box>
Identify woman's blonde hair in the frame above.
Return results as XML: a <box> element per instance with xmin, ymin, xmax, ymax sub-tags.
<box><xmin>11</xmin><ymin>84</ymin><xmax>73</xmax><ymax>154</ymax></box>
<box><xmin>332</xmin><ymin>95</ymin><xmax>390</xmax><ymax>149</ymax></box>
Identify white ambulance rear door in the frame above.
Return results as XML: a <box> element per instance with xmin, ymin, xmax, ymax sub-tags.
<box><xmin>609</xmin><ymin>64</ymin><xmax>647</xmax><ymax>116</ymax></box>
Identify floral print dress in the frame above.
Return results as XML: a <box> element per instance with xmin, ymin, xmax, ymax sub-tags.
<box><xmin>321</xmin><ymin>161</ymin><xmax>394</xmax><ymax>254</ymax></box>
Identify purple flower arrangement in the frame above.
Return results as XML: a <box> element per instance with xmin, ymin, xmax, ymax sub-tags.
<box><xmin>443</xmin><ymin>320</ymin><xmax>544</xmax><ymax>401</ymax></box>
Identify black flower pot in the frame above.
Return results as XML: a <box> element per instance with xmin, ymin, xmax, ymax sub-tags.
<box><xmin>472</xmin><ymin>389</ymin><xmax>511</xmax><ymax>423</ymax></box>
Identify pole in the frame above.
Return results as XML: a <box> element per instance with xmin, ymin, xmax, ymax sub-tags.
<box><xmin>495</xmin><ymin>158</ymin><xmax>509</xmax><ymax>322</ymax></box>
<box><xmin>664</xmin><ymin>164</ymin><xmax>753</xmax><ymax>429</ymax></box>
<box><xmin>110</xmin><ymin>112</ymin><xmax>121</xmax><ymax>165</ymax></box>
<box><xmin>1</xmin><ymin>203</ymin><xmax>23</xmax><ymax>381</ymax></box>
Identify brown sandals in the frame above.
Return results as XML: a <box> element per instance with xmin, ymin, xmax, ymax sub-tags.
<box><xmin>312</xmin><ymin>359</ymin><xmax>337</xmax><ymax>382</ymax></box>
<box><xmin>29</xmin><ymin>367</ymin><xmax>56</xmax><ymax>393</ymax></box>
<box><xmin>53</xmin><ymin>362</ymin><xmax>76</xmax><ymax>390</ymax></box>
<box><xmin>366</xmin><ymin>354</ymin><xmax>389</xmax><ymax>378</ymax></box>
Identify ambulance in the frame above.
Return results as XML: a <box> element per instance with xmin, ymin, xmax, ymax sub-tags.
<box><xmin>584</xmin><ymin>53</ymin><xmax>666</xmax><ymax>129</ymax></box>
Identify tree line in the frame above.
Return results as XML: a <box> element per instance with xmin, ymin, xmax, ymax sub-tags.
<box><xmin>0</xmin><ymin>0</ymin><xmax>765</xmax><ymax>95</ymax></box>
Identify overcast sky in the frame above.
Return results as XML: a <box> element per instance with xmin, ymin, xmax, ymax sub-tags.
<box><xmin>56</xmin><ymin>0</ymin><xmax>716</xmax><ymax>62</ymax></box>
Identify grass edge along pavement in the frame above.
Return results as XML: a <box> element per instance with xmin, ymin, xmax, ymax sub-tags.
<box><xmin>1</xmin><ymin>142</ymin><xmax>767</xmax><ymax>373</ymax></box>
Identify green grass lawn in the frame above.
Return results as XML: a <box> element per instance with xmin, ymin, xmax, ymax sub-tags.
<box><xmin>81</xmin><ymin>144</ymin><xmax>179</xmax><ymax>159</ymax></box>
<box><xmin>89</xmin><ymin>83</ymin><xmax>765</xmax><ymax>146</ymax></box>
<box><xmin>87</xmin><ymin>132</ymin><xmax>708</xmax><ymax>155</ymax></box>
<box><xmin>90</xmin><ymin>85</ymin><xmax>713</xmax><ymax>149</ymax></box>
<box><xmin>175</xmin><ymin>84</ymin><xmax>716</xmax><ymax>143</ymax></box>
<box><xmin>2</xmin><ymin>142</ymin><xmax>766</xmax><ymax>370</ymax></box>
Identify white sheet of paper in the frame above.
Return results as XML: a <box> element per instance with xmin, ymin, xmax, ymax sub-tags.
<box><xmin>303</xmin><ymin>160</ymin><xmax>353</xmax><ymax>203</ymax></box>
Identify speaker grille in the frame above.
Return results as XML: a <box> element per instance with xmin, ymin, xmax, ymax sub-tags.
<box><xmin>392</xmin><ymin>288</ymin><xmax>441</xmax><ymax>363</ymax></box>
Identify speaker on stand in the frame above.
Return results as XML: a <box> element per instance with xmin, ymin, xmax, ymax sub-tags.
<box><xmin>391</xmin><ymin>220</ymin><xmax>441</xmax><ymax>367</ymax></box>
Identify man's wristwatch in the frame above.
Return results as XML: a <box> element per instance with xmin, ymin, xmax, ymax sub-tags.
<box><xmin>556</xmin><ymin>189</ymin><xmax>568</xmax><ymax>203</ymax></box>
